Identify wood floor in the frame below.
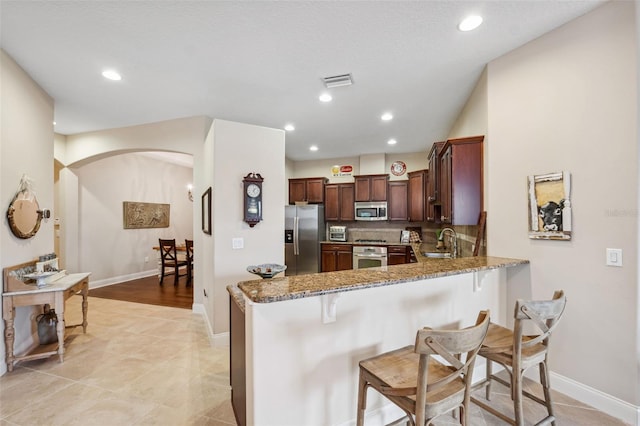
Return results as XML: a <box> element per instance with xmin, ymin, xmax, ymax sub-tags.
<box><xmin>88</xmin><ymin>274</ymin><xmax>193</xmax><ymax>309</ymax></box>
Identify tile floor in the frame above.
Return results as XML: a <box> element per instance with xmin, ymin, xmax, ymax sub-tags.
<box><xmin>0</xmin><ymin>297</ymin><xmax>234</xmax><ymax>425</ymax></box>
<box><xmin>0</xmin><ymin>296</ymin><xmax>629</xmax><ymax>426</ymax></box>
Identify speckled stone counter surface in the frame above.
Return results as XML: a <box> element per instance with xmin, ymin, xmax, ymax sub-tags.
<box><xmin>232</xmin><ymin>254</ymin><xmax>528</xmax><ymax>304</ymax></box>
<box><xmin>227</xmin><ymin>282</ymin><xmax>246</xmax><ymax>313</ymax></box>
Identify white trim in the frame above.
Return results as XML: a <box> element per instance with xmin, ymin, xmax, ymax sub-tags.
<box><xmin>549</xmin><ymin>371</ymin><xmax>639</xmax><ymax>425</ymax></box>
<box><xmin>89</xmin><ymin>270</ymin><xmax>157</xmax><ymax>289</ymax></box>
<box><xmin>192</xmin><ymin>302</ymin><xmax>229</xmax><ymax>347</ymax></box>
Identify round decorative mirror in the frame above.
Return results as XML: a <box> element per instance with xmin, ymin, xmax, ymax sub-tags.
<box><xmin>7</xmin><ymin>176</ymin><xmax>43</xmax><ymax>239</ymax></box>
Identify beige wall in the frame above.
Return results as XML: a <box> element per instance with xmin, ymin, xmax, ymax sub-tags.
<box><xmin>0</xmin><ymin>50</ymin><xmax>55</xmax><ymax>374</ymax></box>
<box><xmin>73</xmin><ymin>153</ymin><xmax>193</xmax><ymax>283</ymax></box>
<box><xmin>211</xmin><ymin>119</ymin><xmax>285</xmax><ymax>333</ymax></box>
<box><xmin>453</xmin><ymin>1</ymin><xmax>638</xmax><ymax>409</ymax></box>
<box><xmin>289</xmin><ymin>151</ymin><xmax>428</xmax><ymax>183</ymax></box>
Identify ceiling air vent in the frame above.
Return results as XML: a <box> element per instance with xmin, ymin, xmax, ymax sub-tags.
<box><xmin>323</xmin><ymin>73</ymin><xmax>353</xmax><ymax>88</ymax></box>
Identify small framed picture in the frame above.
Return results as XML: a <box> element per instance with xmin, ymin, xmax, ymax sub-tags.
<box><xmin>527</xmin><ymin>171</ymin><xmax>571</xmax><ymax>240</ymax></box>
<box><xmin>202</xmin><ymin>187</ymin><xmax>212</xmax><ymax>235</ymax></box>
<box><xmin>400</xmin><ymin>230</ymin><xmax>410</xmax><ymax>244</ymax></box>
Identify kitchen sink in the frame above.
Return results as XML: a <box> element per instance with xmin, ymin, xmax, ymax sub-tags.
<box><xmin>421</xmin><ymin>252</ymin><xmax>452</xmax><ymax>259</ymax></box>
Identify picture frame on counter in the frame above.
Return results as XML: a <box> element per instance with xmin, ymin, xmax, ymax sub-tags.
<box><xmin>527</xmin><ymin>171</ymin><xmax>571</xmax><ymax>240</ymax></box>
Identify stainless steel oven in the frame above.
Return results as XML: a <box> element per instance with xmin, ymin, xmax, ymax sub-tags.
<box><xmin>353</xmin><ymin>245</ymin><xmax>387</xmax><ymax>269</ymax></box>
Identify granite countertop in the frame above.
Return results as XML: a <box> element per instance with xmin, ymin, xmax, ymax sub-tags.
<box><xmin>230</xmin><ymin>251</ymin><xmax>529</xmax><ymax>304</ymax></box>
<box><xmin>321</xmin><ymin>241</ymin><xmax>412</xmax><ymax>246</ymax></box>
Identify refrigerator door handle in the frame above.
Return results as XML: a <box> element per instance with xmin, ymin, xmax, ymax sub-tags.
<box><xmin>293</xmin><ymin>216</ymin><xmax>299</xmax><ymax>255</ymax></box>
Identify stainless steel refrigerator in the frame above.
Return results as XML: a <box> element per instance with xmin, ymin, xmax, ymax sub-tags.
<box><xmin>284</xmin><ymin>205</ymin><xmax>325</xmax><ymax>276</ymax></box>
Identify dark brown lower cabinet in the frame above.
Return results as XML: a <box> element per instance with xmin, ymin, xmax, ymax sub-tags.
<box><xmin>321</xmin><ymin>244</ymin><xmax>353</xmax><ymax>272</ymax></box>
<box><xmin>388</xmin><ymin>245</ymin><xmax>411</xmax><ymax>265</ymax></box>
<box><xmin>230</xmin><ymin>296</ymin><xmax>246</xmax><ymax>426</ymax></box>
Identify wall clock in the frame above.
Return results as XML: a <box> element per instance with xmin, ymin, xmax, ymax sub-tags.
<box><xmin>243</xmin><ymin>172</ymin><xmax>264</xmax><ymax>227</ymax></box>
<box><xmin>390</xmin><ymin>160</ymin><xmax>407</xmax><ymax>176</ymax></box>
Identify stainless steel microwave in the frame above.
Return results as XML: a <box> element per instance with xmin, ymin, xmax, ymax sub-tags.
<box><xmin>354</xmin><ymin>201</ymin><xmax>388</xmax><ymax>221</ymax></box>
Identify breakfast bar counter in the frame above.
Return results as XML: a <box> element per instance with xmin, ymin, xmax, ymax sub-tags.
<box><xmin>237</xmin><ymin>254</ymin><xmax>528</xmax><ymax>304</ymax></box>
<box><xmin>228</xmin><ymin>255</ymin><xmax>529</xmax><ymax>426</ymax></box>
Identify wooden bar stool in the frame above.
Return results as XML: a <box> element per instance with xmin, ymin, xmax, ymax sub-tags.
<box><xmin>471</xmin><ymin>290</ymin><xmax>567</xmax><ymax>426</ymax></box>
<box><xmin>356</xmin><ymin>310</ymin><xmax>490</xmax><ymax>426</ymax></box>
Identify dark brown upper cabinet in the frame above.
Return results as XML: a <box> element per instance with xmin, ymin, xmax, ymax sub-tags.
<box><xmin>288</xmin><ymin>177</ymin><xmax>328</xmax><ymax>205</ymax></box>
<box><xmin>426</xmin><ymin>141</ymin><xmax>446</xmax><ymax>222</ymax></box>
<box><xmin>354</xmin><ymin>174</ymin><xmax>388</xmax><ymax>202</ymax></box>
<box><xmin>324</xmin><ymin>183</ymin><xmax>355</xmax><ymax>222</ymax></box>
<box><xmin>439</xmin><ymin>136</ymin><xmax>484</xmax><ymax>225</ymax></box>
<box><xmin>407</xmin><ymin>169</ymin><xmax>428</xmax><ymax>222</ymax></box>
<box><xmin>387</xmin><ymin>181</ymin><xmax>408</xmax><ymax>221</ymax></box>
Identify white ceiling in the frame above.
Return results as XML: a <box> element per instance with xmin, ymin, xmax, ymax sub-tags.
<box><xmin>1</xmin><ymin>0</ymin><xmax>604</xmax><ymax>162</ymax></box>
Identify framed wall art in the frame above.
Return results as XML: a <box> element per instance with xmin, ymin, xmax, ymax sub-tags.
<box><xmin>123</xmin><ymin>202</ymin><xmax>170</xmax><ymax>229</ymax></box>
<box><xmin>527</xmin><ymin>171</ymin><xmax>571</xmax><ymax>240</ymax></box>
<box><xmin>202</xmin><ymin>187</ymin><xmax>212</xmax><ymax>235</ymax></box>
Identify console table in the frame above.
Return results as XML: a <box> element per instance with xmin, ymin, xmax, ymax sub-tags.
<box><xmin>2</xmin><ymin>261</ymin><xmax>90</xmax><ymax>372</ymax></box>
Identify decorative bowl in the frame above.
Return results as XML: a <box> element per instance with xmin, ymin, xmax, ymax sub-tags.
<box><xmin>247</xmin><ymin>264</ymin><xmax>287</xmax><ymax>279</ymax></box>
<box><xmin>24</xmin><ymin>271</ymin><xmax>58</xmax><ymax>288</ymax></box>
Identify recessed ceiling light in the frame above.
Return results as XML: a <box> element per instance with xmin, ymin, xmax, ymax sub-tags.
<box><xmin>381</xmin><ymin>112</ymin><xmax>393</xmax><ymax>121</ymax></box>
<box><xmin>387</xmin><ymin>139</ymin><xmax>397</xmax><ymax>145</ymax></box>
<box><xmin>458</xmin><ymin>15</ymin><xmax>483</xmax><ymax>32</ymax></box>
<box><xmin>284</xmin><ymin>124</ymin><xmax>295</xmax><ymax>131</ymax></box>
<box><xmin>319</xmin><ymin>93</ymin><xmax>332</xmax><ymax>103</ymax></box>
<box><xmin>102</xmin><ymin>69</ymin><xmax>122</xmax><ymax>81</ymax></box>
<box><xmin>310</xmin><ymin>145</ymin><xmax>319</xmax><ymax>151</ymax></box>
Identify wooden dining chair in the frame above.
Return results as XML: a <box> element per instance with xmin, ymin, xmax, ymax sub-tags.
<box><xmin>158</xmin><ymin>238</ymin><xmax>188</xmax><ymax>286</ymax></box>
<box><xmin>357</xmin><ymin>310</ymin><xmax>490</xmax><ymax>426</ymax></box>
<box><xmin>471</xmin><ymin>290</ymin><xmax>567</xmax><ymax>426</ymax></box>
<box><xmin>185</xmin><ymin>239</ymin><xmax>193</xmax><ymax>287</ymax></box>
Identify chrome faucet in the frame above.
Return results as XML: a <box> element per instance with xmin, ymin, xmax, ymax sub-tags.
<box><xmin>439</xmin><ymin>228</ymin><xmax>458</xmax><ymax>258</ymax></box>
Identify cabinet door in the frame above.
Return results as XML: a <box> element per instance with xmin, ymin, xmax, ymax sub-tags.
<box><xmin>321</xmin><ymin>250</ymin><xmax>337</xmax><ymax>272</ymax></box>
<box><xmin>354</xmin><ymin>176</ymin><xmax>371</xmax><ymax>202</ymax></box>
<box><xmin>387</xmin><ymin>246</ymin><xmax>409</xmax><ymax>265</ymax></box>
<box><xmin>306</xmin><ymin>178</ymin><xmax>326</xmax><ymax>203</ymax></box>
<box><xmin>388</xmin><ymin>181</ymin><xmax>408</xmax><ymax>221</ymax></box>
<box><xmin>426</xmin><ymin>142</ymin><xmax>445</xmax><ymax>222</ymax></box>
<box><xmin>336</xmin><ymin>248</ymin><xmax>353</xmax><ymax>271</ymax></box>
<box><xmin>408</xmin><ymin>170</ymin><xmax>426</xmax><ymax>222</ymax></box>
<box><xmin>438</xmin><ymin>136</ymin><xmax>484</xmax><ymax>225</ymax></box>
<box><xmin>289</xmin><ymin>179</ymin><xmax>306</xmax><ymax>205</ymax></box>
<box><xmin>324</xmin><ymin>185</ymin><xmax>340</xmax><ymax>221</ymax></box>
<box><xmin>371</xmin><ymin>175</ymin><xmax>388</xmax><ymax>201</ymax></box>
<box><xmin>339</xmin><ymin>184</ymin><xmax>355</xmax><ymax>221</ymax></box>
<box><xmin>440</xmin><ymin>147</ymin><xmax>452</xmax><ymax>223</ymax></box>
<box><xmin>450</xmin><ymin>138</ymin><xmax>483</xmax><ymax>225</ymax></box>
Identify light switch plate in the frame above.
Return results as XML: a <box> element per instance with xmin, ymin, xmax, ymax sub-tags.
<box><xmin>606</xmin><ymin>248</ymin><xmax>622</xmax><ymax>267</ymax></box>
<box><xmin>232</xmin><ymin>238</ymin><xmax>244</xmax><ymax>250</ymax></box>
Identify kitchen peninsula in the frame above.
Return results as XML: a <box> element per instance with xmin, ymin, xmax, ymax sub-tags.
<box><xmin>228</xmin><ymin>253</ymin><xmax>528</xmax><ymax>426</ymax></box>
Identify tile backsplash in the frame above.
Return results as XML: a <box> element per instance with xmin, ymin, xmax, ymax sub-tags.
<box><xmin>327</xmin><ymin>221</ymin><xmax>486</xmax><ymax>257</ymax></box>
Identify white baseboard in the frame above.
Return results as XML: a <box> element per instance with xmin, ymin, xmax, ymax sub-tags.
<box><xmin>550</xmin><ymin>371</ymin><xmax>639</xmax><ymax>425</ymax></box>
<box><xmin>90</xmin><ymin>270</ymin><xmax>157</xmax><ymax>289</ymax></box>
<box><xmin>192</xmin><ymin>303</ymin><xmax>229</xmax><ymax>347</ymax></box>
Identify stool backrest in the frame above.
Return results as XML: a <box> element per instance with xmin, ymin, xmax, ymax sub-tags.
<box><xmin>413</xmin><ymin>310</ymin><xmax>490</xmax><ymax>421</ymax></box>
<box><xmin>514</xmin><ymin>290</ymin><xmax>566</xmax><ymax>351</ymax></box>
